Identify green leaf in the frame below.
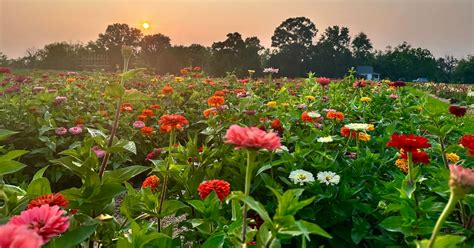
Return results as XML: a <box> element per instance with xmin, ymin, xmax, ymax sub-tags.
<box><xmin>379</xmin><ymin>216</ymin><xmax>408</xmax><ymax>234</ymax></box>
<box><xmin>47</xmin><ymin>224</ymin><xmax>97</xmax><ymax>248</ymax></box>
<box><xmin>201</xmin><ymin>232</ymin><xmax>225</xmax><ymax>248</ymax></box>
<box><xmin>228</xmin><ymin>192</ymin><xmax>272</xmax><ymax>224</ymax></box>
<box><xmin>121</xmin><ymin>68</ymin><xmax>145</xmax><ymax>81</ymax></box>
<box><xmin>0</xmin><ymin>150</ymin><xmax>28</xmax><ymax>161</ymax></box>
<box><xmin>103</xmin><ymin>165</ymin><xmax>150</xmax><ymax>184</ymax></box>
<box><xmin>415</xmin><ymin>235</ymin><xmax>466</xmax><ymax>248</ymax></box>
<box><xmin>27</xmin><ymin>178</ymin><xmax>51</xmax><ymax>196</ymax></box>
<box><xmin>105</xmin><ymin>84</ymin><xmax>125</xmax><ymax>99</ymax></box>
<box><xmin>33</xmin><ymin>166</ymin><xmax>49</xmax><ymax>180</ymax></box>
<box><xmin>0</xmin><ymin>129</ymin><xmax>18</xmax><ymax>141</ymax></box>
<box><xmin>295</xmin><ymin>220</ymin><xmax>332</xmax><ymax>240</ymax></box>
<box><xmin>124</xmin><ymin>90</ymin><xmax>154</xmax><ymax>101</ymax></box>
<box><xmin>424</xmin><ymin>125</ymin><xmax>442</xmax><ymax>137</ymax></box>
<box><xmin>0</xmin><ymin>160</ymin><xmax>27</xmax><ymax>176</ymax></box>
<box><xmin>351</xmin><ymin>217</ymin><xmax>370</xmax><ymax>244</ymax></box>
<box><xmin>86</xmin><ymin>128</ymin><xmax>107</xmax><ymax>138</ymax></box>
<box><xmin>159</xmin><ymin>200</ymin><xmax>189</xmax><ymax>217</ymax></box>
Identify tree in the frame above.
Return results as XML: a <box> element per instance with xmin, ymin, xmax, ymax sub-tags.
<box><xmin>140</xmin><ymin>34</ymin><xmax>171</xmax><ymax>70</ymax></box>
<box><xmin>310</xmin><ymin>26</ymin><xmax>353</xmax><ymax>77</ymax></box>
<box><xmin>36</xmin><ymin>42</ymin><xmax>83</xmax><ymax>69</ymax></box>
<box><xmin>454</xmin><ymin>56</ymin><xmax>474</xmax><ymax>83</ymax></box>
<box><xmin>0</xmin><ymin>52</ymin><xmax>9</xmax><ymax>66</ymax></box>
<box><xmin>269</xmin><ymin>17</ymin><xmax>318</xmax><ymax>77</ymax></box>
<box><xmin>96</xmin><ymin>23</ymin><xmax>143</xmax><ymax>69</ymax></box>
<box><xmin>436</xmin><ymin>56</ymin><xmax>458</xmax><ymax>82</ymax></box>
<box><xmin>352</xmin><ymin>32</ymin><xmax>373</xmax><ymax>65</ymax></box>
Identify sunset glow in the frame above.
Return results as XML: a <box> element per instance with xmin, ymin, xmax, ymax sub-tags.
<box><xmin>142</xmin><ymin>22</ymin><xmax>150</xmax><ymax>30</ymax></box>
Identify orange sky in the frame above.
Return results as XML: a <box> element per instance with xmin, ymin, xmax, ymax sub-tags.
<box><xmin>0</xmin><ymin>0</ymin><xmax>473</xmax><ymax>58</ymax></box>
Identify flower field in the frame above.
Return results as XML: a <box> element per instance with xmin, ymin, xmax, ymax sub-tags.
<box><xmin>0</xmin><ymin>57</ymin><xmax>473</xmax><ymax>247</ymax></box>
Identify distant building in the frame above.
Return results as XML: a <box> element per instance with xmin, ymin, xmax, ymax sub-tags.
<box><xmin>356</xmin><ymin>66</ymin><xmax>380</xmax><ymax>81</ymax></box>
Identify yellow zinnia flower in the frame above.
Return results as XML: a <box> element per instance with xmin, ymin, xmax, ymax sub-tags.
<box><xmin>358</xmin><ymin>133</ymin><xmax>371</xmax><ymax>141</ymax></box>
<box><xmin>266</xmin><ymin>101</ymin><xmax>277</xmax><ymax>108</ymax></box>
<box><xmin>360</xmin><ymin>97</ymin><xmax>372</xmax><ymax>103</ymax></box>
<box><xmin>446</xmin><ymin>153</ymin><xmax>460</xmax><ymax>163</ymax></box>
<box><xmin>305</xmin><ymin>96</ymin><xmax>316</xmax><ymax>101</ymax></box>
<box><xmin>395</xmin><ymin>159</ymin><xmax>408</xmax><ymax>173</ymax></box>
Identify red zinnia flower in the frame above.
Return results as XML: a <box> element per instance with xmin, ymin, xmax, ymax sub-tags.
<box><xmin>197</xmin><ymin>179</ymin><xmax>231</xmax><ymax>201</ymax></box>
<box><xmin>145</xmin><ymin>148</ymin><xmax>161</xmax><ymax>161</ymax></box>
<box><xmin>203</xmin><ymin>108</ymin><xmax>218</xmax><ymax>119</ymax></box>
<box><xmin>141</xmin><ymin>109</ymin><xmax>154</xmax><ymax>117</ymax></box>
<box><xmin>120</xmin><ymin>103</ymin><xmax>133</xmax><ymax>112</ymax></box>
<box><xmin>158</xmin><ymin>114</ymin><xmax>189</xmax><ymax>133</ymax></box>
<box><xmin>400</xmin><ymin>149</ymin><xmax>430</xmax><ymax>164</ymax></box>
<box><xmin>353</xmin><ymin>80</ymin><xmax>367</xmax><ymax>88</ymax></box>
<box><xmin>137</xmin><ymin>115</ymin><xmax>147</xmax><ymax>121</ymax></box>
<box><xmin>389</xmin><ymin>81</ymin><xmax>406</xmax><ymax>87</ymax></box>
<box><xmin>301</xmin><ymin>112</ymin><xmax>314</xmax><ymax>123</ymax></box>
<box><xmin>0</xmin><ymin>67</ymin><xmax>12</xmax><ymax>74</ymax></box>
<box><xmin>386</xmin><ymin>133</ymin><xmax>431</xmax><ymax>152</ymax></box>
<box><xmin>140</xmin><ymin>126</ymin><xmax>154</xmax><ymax>136</ymax></box>
<box><xmin>161</xmin><ymin>84</ymin><xmax>174</xmax><ymax>94</ymax></box>
<box><xmin>460</xmin><ymin>134</ymin><xmax>474</xmax><ymax>156</ymax></box>
<box><xmin>326</xmin><ymin>111</ymin><xmax>344</xmax><ymax>121</ymax></box>
<box><xmin>207</xmin><ymin>95</ymin><xmax>225</xmax><ymax>107</ymax></box>
<box><xmin>142</xmin><ymin>175</ymin><xmax>160</xmax><ymax>192</ymax></box>
<box><xmin>317</xmin><ymin>77</ymin><xmax>331</xmax><ymax>86</ymax></box>
<box><xmin>0</xmin><ymin>224</ymin><xmax>44</xmax><ymax>248</ymax></box>
<box><xmin>150</xmin><ymin>104</ymin><xmax>161</xmax><ymax>109</ymax></box>
<box><xmin>214</xmin><ymin>90</ymin><xmax>225</xmax><ymax>97</ymax></box>
<box><xmin>27</xmin><ymin>193</ymin><xmax>69</xmax><ymax>210</ymax></box>
<box><xmin>340</xmin><ymin>126</ymin><xmax>357</xmax><ymax>138</ymax></box>
<box><xmin>449</xmin><ymin>105</ymin><xmax>467</xmax><ymax>117</ymax></box>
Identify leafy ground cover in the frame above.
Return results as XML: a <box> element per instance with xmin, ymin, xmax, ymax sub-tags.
<box><xmin>0</xmin><ymin>59</ymin><xmax>473</xmax><ymax>247</ymax></box>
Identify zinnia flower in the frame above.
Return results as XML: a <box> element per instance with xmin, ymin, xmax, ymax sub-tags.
<box><xmin>0</xmin><ymin>67</ymin><xmax>12</xmax><ymax>74</ymax></box>
<box><xmin>55</xmin><ymin>127</ymin><xmax>67</xmax><ymax>136</ymax></box>
<box><xmin>224</xmin><ymin>125</ymin><xmax>281</xmax><ymax>151</ymax></box>
<box><xmin>8</xmin><ymin>205</ymin><xmax>69</xmax><ymax>242</ymax></box>
<box><xmin>203</xmin><ymin>108</ymin><xmax>218</xmax><ymax>119</ymax></box>
<box><xmin>358</xmin><ymin>133</ymin><xmax>371</xmax><ymax>141</ymax></box>
<box><xmin>326</xmin><ymin>111</ymin><xmax>344</xmax><ymax>121</ymax></box>
<box><xmin>263</xmin><ymin>67</ymin><xmax>279</xmax><ymax>74</ymax></box>
<box><xmin>207</xmin><ymin>96</ymin><xmax>225</xmax><ymax>107</ymax></box>
<box><xmin>395</xmin><ymin>159</ymin><xmax>408</xmax><ymax>173</ymax></box>
<box><xmin>353</xmin><ymin>80</ymin><xmax>367</xmax><ymax>88</ymax></box>
<box><xmin>133</xmin><ymin>121</ymin><xmax>145</xmax><ymax>129</ymax></box>
<box><xmin>161</xmin><ymin>84</ymin><xmax>174</xmax><ymax>94</ymax></box>
<box><xmin>0</xmin><ymin>224</ymin><xmax>44</xmax><ymax>248</ymax></box>
<box><xmin>459</xmin><ymin>134</ymin><xmax>474</xmax><ymax>155</ymax></box>
<box><xmin>446</xmin><ymin>153</ymin><xmax>460</xmax><ymax>163</ymax></box>
<box><xmin>317</xmin><ymin>77</ymin><xmax>331</xmax><ymax>86</ymax></box>
<box><xmin>449</xmin><ymin>105</ymin><xmax>467</xmax><ymax>117</ymax></box>
<box><xmin>197</xmin><ymin>179</ymin><xmax>231</xmax><ymax>201</ymax></box>
<box><xmin>142</xmin><ymin>175</ymin><xmax>160</xmax><ymax>192</ymax></box>
<box><xmin>400</xmin><ymin>149</ymin><xmax>430</xmax><ymax>164</ymax></box>
<box><xmin>140</xmin><ymin>126</ymin><xmax>154</xmax><ymax>136</ymax></box>
<box><xmin>54</xmin><ymin>96</ymin><xmax>67</xmax><ymax>105</ymax></box>
<box><xmin>145</xmin><ymin>148</ymin><xmax>161</xmax><ymax>161</ymax></box>
<box><xmin>449</xmin><ymin>165</ymin><xmax>474</xmax><ymax>196</ymax></box>
<box><xmin>317</xmin><ymin>171</ymin><xmax>340</xmax><ymax>185</ymax></box>
<box><xmin>27</xmin><ymin>193</ymin><xmax>68</xmax><ymax>209</ymax></box>
<box><xmin>345</xmin><ymin>123</ymin><xmax>370</xmax><ymax>131</ymax></box>
<box><xmin>121</xmin><ymin>103</ymin><xmax>133</xmax><ymax>112</ymax></box>
<box><xmin>340</xmin><ymin>126</ymin><xmax>357</xmax><ymax>138</ymax></box>
<box><xmin>289</xmin><ymin>169</ymin><xmax>315</xmax><ymax>185</ymax></box>
<box><xmin>360</xmin><ymin>97</ymin><xmax>372</xmax><ymax>103</ymax></box>
<box><xmin>317</xmin><ymin>136</ymin><xmax>333</xmax><ymax>143</ymax></box>
<box><xmin>386</xmin><ymin>133</ymin><xmax>431</xmax><ymax>152</ymax></box>
<box><xmin>92</xmin><ymin>146</ymin><xmax>106</xmax><ymax>158</ymax></box>
<box><xmin>389</xmin><ymin>81</ymin><xmax>406</xmax><ymax>87</ymax></box>
<box><xmin>158</xmin><ymin>114</ymin><xmax>189</xmax><ymax>133</ymax></box>
<box><xmin>68</xmin><ymin>126</ymin><xmax>82</xmax><ymax>135</ymax></box>
<box><xmin>301</xmin><ymin>111</ymin><xmax>320</xmax><ymax>123</ymax></box>
<box><xmin>150</xmin><ymin>104</ymin><xmax>161</xmax><ymax>109</ymax></box>
<box><xmin>266</xmin><ymin>101</ymin><xmax>277</xmax><ymax>108</ymax></box>
<box><xmin>141</xmin><ymin>109</ymin><xmax>154</xmax><ymax>117</ymax></box>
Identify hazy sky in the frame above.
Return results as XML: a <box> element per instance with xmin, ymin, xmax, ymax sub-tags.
<box><xmin>1</xmin><ymin>0</ymin><xmax>473</xmax><ymax>58</ymax></box>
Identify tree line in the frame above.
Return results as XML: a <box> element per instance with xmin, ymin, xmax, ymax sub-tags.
<box><xmin>1</xmin><ymin>17</ymin><xmax>473</xmax><ymax>83</ymax></box>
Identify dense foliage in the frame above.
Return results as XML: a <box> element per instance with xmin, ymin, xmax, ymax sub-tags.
<box><xmin>0</xmin><ymin>60</ymin><xmax>473</xmax><ymax>247</ymax></box>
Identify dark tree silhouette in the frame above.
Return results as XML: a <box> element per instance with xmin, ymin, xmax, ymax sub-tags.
<box><xmin>140</xmin><ymin>33</ymin><xmax>171</xmax><ymax>70</ymax></box>
<box><xmin>352</xmin><ymin>32</ymin><xmax>373</xmax><ymax>65</ymax></box>
<box><xmin>96</xmin><ymin>23</ymin><xmax>143</xmax><ymax>69</ymax></box>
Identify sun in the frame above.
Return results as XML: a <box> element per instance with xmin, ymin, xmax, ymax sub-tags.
<box><xmin>142</xmin><ymin>22</ymin><xmax>150</xmax><ymax>30</ymax></box>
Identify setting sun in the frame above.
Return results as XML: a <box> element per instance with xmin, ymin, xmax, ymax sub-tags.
<box><xmin>142</xmin><ymin>22</ymin><xmax>150</xmax><ymax>30</ymax></box>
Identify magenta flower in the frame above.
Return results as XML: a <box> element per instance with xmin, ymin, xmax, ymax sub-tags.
<box><xmin>224</xmin><ymin>125</ymin><xmax>281</xmax><ymax>151</ymax></box>
<box><xmin>389</xmin><ymin>94</ymin><xmax>399</xmax><ymax>99</ymax></box>
<box><xmin>55</xmin><ymin>127</ymin><xmax>68</xmax><ymax>136</ymax></box>
<box><xmin>8</xmin><ymin>205</ymin><xmax>69</xmax><ymax>242</ymax></box>
<box><xmin>92</xmin><ymin>146</ymin><xmax>106</xmax><ymax>158</ymax></box>
<box><xmin>0</xmin><ymin>224</ymin><xmax>44</xmax><ymax>248</ymax></box>
<box><xmin>133</xmin><ymin>121</ymin><xmax>146</xmax><ymax>129</ymax></box>
<box><xmin>68</xmin><ymin>126</ymin><xmax>82</xmax><ymax>135</ymax></box>
<box><xmin>145</xmin><ymin>148</ymin><xmax>162</xmax><ymax>161</ymax></box>
<box><xmin>54</xmin><ymin>96</ymin><xmax>67</xmax><ymax>105</ymax></box>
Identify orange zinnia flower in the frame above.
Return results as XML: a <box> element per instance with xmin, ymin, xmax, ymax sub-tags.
<box><xmin>203</xmin><ymin>108</ymin><xmax>218</xmax><ymax>119</ymax></box>
<box><xmin>158</xmin><ymin>114</ymin><xmax>189</xmax><ymax>133</ymax></box>
<box><xmin>207</xmin><ymin>96</ymin><xmax>225</xmax><ymax>107</ymax></box>
<box><xmin>141</xmin><ymin>109</ymin><xmax>154</xmax><ymax>117</ymax></box>
<box><xmin>326</xmin><ymin>111</ymin><xmax>345</xmax><ymax>121</ymax></box>
<box><xmin>341</xmin><ymin>126</ymin><xmax>357</xmax><ymax>138</ymax></box>
<box><xmin>140</xmin><ymin>126</ymin><xmax>154</xmax><ymax>136</ymax></box>
<box><xmin>150</xmin><ymin>104</ymin><xmax>161</xmax><ymax>109</ymax></box>
<box><xmin>121</xmin><ymin>103</ymin><xmax>133</xmax><ymax>112</ymax></box>
<box><xmin>214</xmin><ymin>90</ymin><xmax>225</xmax><ymax>96</ymax></box>
<box><xmin>161</xmin><ymin>84</ymin><xmax>174</xmax><ymax>94</ymax></box>
<box><xmin>137</xmin><ymin>115</ymin><xmax>147</xmax><ymax>121</ymax></box>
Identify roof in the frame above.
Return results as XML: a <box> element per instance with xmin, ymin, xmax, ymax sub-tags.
<box><xmin>356</xmin><ymin>66</ymin><xmax>374</xmax><ymax>74</ymax></box>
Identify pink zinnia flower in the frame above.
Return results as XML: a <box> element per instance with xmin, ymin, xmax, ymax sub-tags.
<box><xmin>54</xmin><ymin>96</ymin><xmax>67</xmax><ymax>105</ymax></box>
<box><xmin>92</xmin><ymin>146</ymin><xmax>106</xmax><ymax>158</ymax></box>
<box><xmin>55</xmin><ymin>127</ymin><xmax>67</xmax><ymax>136</ymax></box>
<box><xmin>68</xmin><ymin>126</ymin><xmax>82</xmax><ymax>135</ymax></box>
<box><xmin>8</xmin><ymin>205</ymin><xmax>69</xmax><ymax>242</ymax></box>
<box><xmin>449</xmin><ymin>165</ymin><xmax>474</xmax><ymax>196</ymax></box>
<box><xmin>317</xmin><ymin>77</ymin><xmax>331</xmax><ymax>86</ymax></box>
<box><xmin>0</xmin><ymin>224</ymin><xmax>44</xmax><ymax>248</ymax></box>
<box><xmin>133</xmin><ymin>121</ymin><xmax>146</xmax><ymax>129</ymax></box>
<box><xmin>224</xmin><ymin>125</ymin><xmax>281</xmax><ymax>151</ymax></box>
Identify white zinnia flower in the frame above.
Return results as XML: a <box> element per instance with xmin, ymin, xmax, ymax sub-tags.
<box><xmin>263</xmin><ymin>67</ymin><xmax>279</xmax><ymax>74</ymax></box>
<box><xmin>275</xmin><ymin>145</ymin><xmax>289</xmax><ymax>153</ymax></box>
<box><xmin>344</xmin><ymin>123</ymin><xmax>369</xmax><ymax>131</ymax></box>
<box><xmin>308</xmin><ymin>112</ymin><xmax>321</xmax><ymax>118</ymax></box>
<box><xmin>289</xmin><ymin>169</ymin><xmax>315</xmax><ymax>185</ymax></box>
<box><xmin>317</xmin><ymin>136</ymin><xmax>333</xmax><ymax>143</ymax></box>
<box><xmin>467</xmin><ymin>91</ymin><xmax>474</xmax><ymax>97</ymax></box>
<box><xmin>317</xmin><ymin>171</ymin><xmax>340</xmax><ymax>185</ymax></box>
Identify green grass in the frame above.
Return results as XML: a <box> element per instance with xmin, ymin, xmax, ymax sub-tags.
<box><xmin>407</xmin><ymin>87</ymin><xmax>474</xmax><ymax>133</ymax></box>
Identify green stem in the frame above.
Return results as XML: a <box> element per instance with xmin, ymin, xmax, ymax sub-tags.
<box><xmin>98</xmin><ymin>56</ymin><xmax>129</xmax><ymax>178</ymax></box>
<box><xmin>157</xmin><ymin>131</ymin><xmax>175</xmax><ymax>232</ymax></box>
<box><xmin>242</xmin><ymin>150</ymin><xmax>256</xmax><ymax>246</ymax></box>
<box><xmin>428</xmin><ymin>190</ymin><xmax>459</xmax><ymax>248</ymax></box>
<box><xmin>407</xmin><ymin>152</ymin><xmax>414</xmax><ymax>186</ymax></box>
<box><xmin>438</xmin><ymin>137</ymin><xmax>449</xmax><ymax>170</ymax></box>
